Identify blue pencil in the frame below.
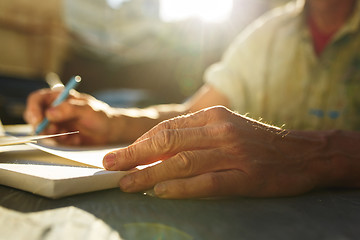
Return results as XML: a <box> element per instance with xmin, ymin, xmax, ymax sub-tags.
<box><xmin>35</xmin><ymin>76</ymin><xmax>81</xmax><ymax>135</ymax></box>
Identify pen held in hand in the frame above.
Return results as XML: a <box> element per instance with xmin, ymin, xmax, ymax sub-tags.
<box><xmin>35</xmin><ymin>76</ymin><xmax>81</xmax><ymax>135</ymax></box>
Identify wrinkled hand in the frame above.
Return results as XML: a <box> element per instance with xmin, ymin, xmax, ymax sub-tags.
<box><xmin>24</xmin><ymin>88</ymin><xmax>118</xmax><ymax>145</ymax></box>
<box><xmin>103</xmin><ymin>106</ymin><xmax>327</xmax><ymax>199</ymax></box>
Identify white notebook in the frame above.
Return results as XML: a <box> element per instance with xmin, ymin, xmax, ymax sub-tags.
<box><xmin>0</xmin><ymin>124</ymin><xmax>127</xmax><ymax>199</ymax></box>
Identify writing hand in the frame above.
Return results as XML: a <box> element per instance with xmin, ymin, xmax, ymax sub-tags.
<box><xmin>24</xmin><ymin>88</ymin><xmax>118</xmax><ymax>145</ymax></box>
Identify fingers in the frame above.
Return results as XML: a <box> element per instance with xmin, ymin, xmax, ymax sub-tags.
<box><xmin>24</xmin><ymin>89</ymin><xmax>60</xmax><ymax>126</ymax></box>
<box><xmin>153</xmin><ymin>170</ymin><xmax>248</xmax><ymax>199</ymax></box>
<box><xmin>117</xmin><ymin>148</ymin><xmax>240</xmax><ymax>193</ymax></box>
<box><xmin>31</xmin><ymin>100</ymin><xmax>84</xmax><ymax>135</ymax></box>
<box><xmin>120</xmin><ymin>168</ymin><xmax>249</xmax><ymax>199</ymax></box>
<box><xmin>103</xmin><ymin>124</ymin><xmax>229</xmax><ymax>171</ymax></box>
<box><xmin>44</xmin><ymin>99</ymin><xmax>88</xmax><ymax>123</ymax></box>
<box><xmin>24</xmin><ymin>88</ymin><xmax>85</xmax><ymax>125</ymax></box>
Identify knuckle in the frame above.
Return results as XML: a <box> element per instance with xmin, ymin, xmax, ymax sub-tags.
<box><xmin>207</xmin><ymin>106</ymin><xmax>228</xmax><ymax>119</ymax></box>
<box><xmin>140</xmin><ymin>169</ymin><xmax>153</xmax><ymax>183</ymax></box>
<box><xmin>216</xmin><ymin>122</ymin><xmax>240</xmax><ymax>143</ymax></box>
<box><xmin>26</xmin><ymin>91</ymin><xmax>41</xmax><ymax>106</ymax></box>
<box><xmin>157</xmin><ymin>130</ymin><xmax>172</xmax><ymax>150</ymax></box>
<box><xmin>158</xmin><ymin>120</ymin><xmax>173</xmax><ymax>131</ymax></box>
<box><xmin>123</xmin><ymin>145</ymin><xmax>136</xmax><ymax>161</ymax></box>
<box><xmin>220</xmin><ymin>122</ymin><xmax>237</xmax><ymax>134</ymax></box>
<box><xmin>174</xmin><ymin>152</ymin><xmax>195</xmax><ymax>175</ymax></box>
<box><xmin>153</xmin><ymin>129</ymin><xmax>178</xmax><ymax>153</ymax></box>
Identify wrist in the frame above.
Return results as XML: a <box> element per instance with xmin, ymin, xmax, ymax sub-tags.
<box><xmin>276</xmin><ymin>130</ymin><xmax>342</xmax><ymax>191</ymax></box>
<box><xmin>106</xmin><ymin>107</ymin><xmax>161</xmax><ymax>144</ymax></box>
<box><xmin>301</xmin><ymin>130</ymin><xmax>360</xmax><ymax>190</ymax></box>
<box><xmin>106</xmin><ymin>109</ymin><xmax>130</xmax><ymax>144</ymax></box>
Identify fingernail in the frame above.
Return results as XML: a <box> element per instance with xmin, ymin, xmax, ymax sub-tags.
<box><xmin>154</xmin><ymin>183</ymin><xmax>167</xmax><ymax>197</ymax></box>
<box><xmin>119</xmin><ymin>175</ymin><xmax>133</xmax><ymax>191</ymax></box>
<box><xmin>103</xmin><ymin>152</ymin><xmax>116</xmax><ymax>169</ymax></box>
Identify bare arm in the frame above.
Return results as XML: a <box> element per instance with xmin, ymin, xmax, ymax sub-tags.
<box><xmin>24</xmin><ymin>84</ymin><xmax>229</xmax><ymax>145</ymax></box>
<box><xmin>103</xmin><ymin>106</ymin><xmax>360</xmax><ymax>199</ymax></box>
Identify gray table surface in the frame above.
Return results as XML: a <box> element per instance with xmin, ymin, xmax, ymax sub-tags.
<box><xmin>1</xmin><ymin>185</ymin><xmax>360</xmax><ymax>240</ymax></box>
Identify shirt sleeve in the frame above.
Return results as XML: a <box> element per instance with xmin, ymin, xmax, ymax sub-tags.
<box><xmin>203</xmin><ymin>14</ymin><xmax>271</xmax><ymax>114</ymax></box>
<box><xmin>203</xmin><ymin>3</ymin><xmax>297</xmax><ymax>114</ymax></box>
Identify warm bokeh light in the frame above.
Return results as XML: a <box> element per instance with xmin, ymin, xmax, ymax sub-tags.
<box><xmin>160</xmin><ymin>0</ymin><xmax>233</xmax><ymax>22</ymax></box>
<box><xmin>106</xmin><ymin>0</ymin><xmax>129</xmax><ymax>9</ymax></box>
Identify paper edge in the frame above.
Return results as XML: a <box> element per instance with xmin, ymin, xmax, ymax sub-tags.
<box><xmin>0</xmin><ymin>164</ymin><xmax>126</xmax><ymax>198</ymax></box>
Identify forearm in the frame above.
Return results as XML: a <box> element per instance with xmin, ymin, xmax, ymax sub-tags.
<box><xmin>105</xmin><ymin>84</ymin><xmax>230</xmax><ymax>144</ymax></box>
<box><xmin>107</xmin><ymin>103</ymin><xmax>189</xmax><ymax>143</ymax></box>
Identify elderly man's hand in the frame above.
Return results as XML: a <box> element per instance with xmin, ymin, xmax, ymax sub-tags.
<box><xmin>103</xmin><ymin>106</ymin><xmax>330</xmax><ymax>199</ymax></box>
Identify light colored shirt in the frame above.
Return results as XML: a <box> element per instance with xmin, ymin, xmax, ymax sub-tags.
<box><xmin>205</xmin><ymin>0</ymin><xmax>360</xmax><ymax>130</ymax></box>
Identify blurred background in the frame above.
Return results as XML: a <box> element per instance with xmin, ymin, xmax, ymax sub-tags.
<box><xmin>0</xmin><ymin>0</ymin><xmax>290</xmax><ymax>124</ymax></box>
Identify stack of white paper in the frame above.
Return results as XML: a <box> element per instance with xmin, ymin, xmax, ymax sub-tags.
<box><xmin>0</xmin><ymin>132</ymin><xmax>127</xmax><ymax>199</ymax></box>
